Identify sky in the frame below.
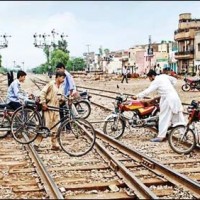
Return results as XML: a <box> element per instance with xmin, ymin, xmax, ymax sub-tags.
<box><xmin>1</xmin><ymin>1</ymin><xmax>200</xmax><ymax>70</ymax></box>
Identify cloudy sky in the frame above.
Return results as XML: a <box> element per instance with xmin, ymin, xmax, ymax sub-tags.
<box><xmin>0</xmin><ymin>1</ymin><xmax>200</xmax><ymax>70</ymax></box>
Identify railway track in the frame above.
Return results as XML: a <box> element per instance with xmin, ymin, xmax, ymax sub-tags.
<box><xmin>29</xmin><ymin>76</ymin><xmax>199</xmax><ymax>197</ymax></box>
<box><xmin>0</xmin><ymin>74</ymin><xmax>199</xmax><ymax>198</ymax></box>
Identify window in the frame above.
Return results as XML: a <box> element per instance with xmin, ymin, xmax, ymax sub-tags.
<box><xmin>198</xmin><ymin>43</ymin><xmax>200</xmax><ymax>51</ymax></box>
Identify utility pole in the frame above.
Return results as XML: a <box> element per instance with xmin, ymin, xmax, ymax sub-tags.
<box><xmin>147</xmin><ymin>35</ymin><xmax>153</xmax><ymax>69</ymax></box>
<box><xmin>86</xmin><ymin>44</ymin><xmax>90</xmax><ymax>72</ymax></box>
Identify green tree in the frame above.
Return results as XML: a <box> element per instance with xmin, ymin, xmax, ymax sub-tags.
<box><xmin>50</xmin><ymin>49</ymin><xmax>69</xmax><ymax>71</ymax></box>
<box><xmin>57</xmin><ymin>40</ymin><xmax>70</xmax><ymax>54</ymax></box>
<box><xmin>104</xmin><ymin>48</ymin><xmax>110</xmax><ymax>55</ymax></box>
<box><xmin>67</xmin><ymin>57</ymin><xmax>86</xmax><ymax>71</ymax></box>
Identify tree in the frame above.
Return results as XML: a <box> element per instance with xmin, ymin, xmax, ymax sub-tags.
<box><xmin>104</xmin><ymin>48</ymin><xmax>110</xmax><ymax>55</ymax></box>
<box><xmin>50</xmin><ymin>49</ymin><xmax>69</xmax><ymax>71</ymax></box>
<box><xmin>67</xmin><ymin>57</ymin><xmax>86</xmax><ymax>71</ymax></box>
<box><xmin>57</xmin><ymin>40</ymin><xmax>70</xmax><ymax>54</ymax></box>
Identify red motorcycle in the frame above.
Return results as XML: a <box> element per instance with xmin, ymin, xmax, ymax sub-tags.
<box><xmin>182</xmin><ymin>77</ymin><xmax>200</xmax><ymax>91</ymax></box>
<box><xmin>168</xmin><ymin>100</ymin><xmax>200</xmax><ymax>154</ymax></box>
<box><xmin>103</xmin><ymin>94</ymin><xmax>160</xmax><ymax>139</ymax></box>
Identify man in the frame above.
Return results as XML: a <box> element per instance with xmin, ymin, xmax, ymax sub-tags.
<box><xmin>121</xmin><ymin>65</ymin><xmax>129</xmax><ymax>83</ymax></box>
<box><xmin>34</xmin><ymin>71</ymin><xmax>66</xmax><ymax>151</ymax></box>
<box><xmin>135</xmin><ymin>69</ymin><xmax>186</xmax><ymax>142</ymax></box>
<box><xmin>7</xmin><ymin>70</ymin><xmax>28</xmax><ymax>110</ymax></box>
<box><xmin>55</xmin><ymin>62</ymin><xmax>79</xmax><ymax>119</ymax></box>
<box><xmin>55</xmin><ymin>62</ymin><xmax>76</xmax><ymax>96</ymax></box>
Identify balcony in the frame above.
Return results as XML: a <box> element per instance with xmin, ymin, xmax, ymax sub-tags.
<box><xmin>174</xmin><ymin>29</ymin><xmax>195</xmax><ymax>40</ymax></box>
<box><xmin>174</xmin><ymin>50</ymin><xmax>194</xmax><ymax>59</ymax></box>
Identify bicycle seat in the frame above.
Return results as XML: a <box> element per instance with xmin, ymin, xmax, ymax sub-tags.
<box><xmin>0</xmin><ymin>103</ymin><xmax>12</xmax><ymax>109</ymax></box>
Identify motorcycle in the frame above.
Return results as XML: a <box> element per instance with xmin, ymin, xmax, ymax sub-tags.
<box><xmin>103</xmin><ymin>94</ymin><xmax>160</xmax><ymax>139</ymax></box>
<box><xmin>168</xmin><ymin>100</ymin><xmax>200</xmax><ymax>154</ymax></box>
<box><xmin>79</xmin><ymin>90</ymin><xmax>92</xmax><ymax>102</ymax></box>
<box><xmin>181</xmin><ymin>77</ymin><xmax>200</xmax><ymax>91</ymax></box>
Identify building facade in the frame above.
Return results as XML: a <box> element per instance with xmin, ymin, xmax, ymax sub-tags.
<box><xmin>174</xmin><ymin>13</ymin><xmax>200</xmax><ymax>74</ymax></box>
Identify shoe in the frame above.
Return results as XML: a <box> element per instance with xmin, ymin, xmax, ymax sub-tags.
<box><xmin>150</xmin><ymin>137</ymin><xmax>165</xmax><ymax>142</ymax></box>
<box><xmin>51</xmin><ymin>145</ymin><xmax>60</xmax><ymax>151</ymax></box>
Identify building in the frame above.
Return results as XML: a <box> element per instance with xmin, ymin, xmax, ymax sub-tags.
<box><xmin>174</xmin><ymin>13</ymin><xmax>200</xmax><ymax>74</ymax></box>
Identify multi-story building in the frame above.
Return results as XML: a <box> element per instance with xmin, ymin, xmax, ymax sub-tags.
<box><xmin>174</xmin><ymin>13</ymin><xmax>200</xmax><ymax>74</ymax></box>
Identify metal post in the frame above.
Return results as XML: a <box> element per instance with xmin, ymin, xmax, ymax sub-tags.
<box><xmin>86</xmin><ymin>44</ymin><xmax>90</xmax><ymax>72</ymax></box>
<box><xmin>148</xmin><ymin>35</ymin><xmax>152</xmax><ymax>69</ymax></box>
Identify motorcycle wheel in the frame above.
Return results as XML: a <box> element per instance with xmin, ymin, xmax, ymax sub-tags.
<box><xmin>181</xmin><ymin>84</ymin><xmax>191</xmax><ymax>92</ymax></box>
<box><xmin>168</xmin><ymin>125</ymin><xmax>196</xmax><ymax>154</ymax></box>
<box><xmin>75</xmin><ymin>100</ymin><xmax>91</xmax><ymax>119</ymax></box>
<box><xmin>103</xmin><ymin>116</ymin><xmax>125</xmax><ymax>139</ymax></box>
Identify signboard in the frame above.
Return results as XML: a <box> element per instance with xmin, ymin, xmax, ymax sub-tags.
<box><xmin>147</xmin><ymin>48</ymin><xmax>153</xmax><ymax>56</ymax></box>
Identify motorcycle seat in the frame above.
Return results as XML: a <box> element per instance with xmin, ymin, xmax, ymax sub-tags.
<box><xmin>79</xmin><ymin>91</ymin><xmax>87</xmax><ymax>96</ymax></box>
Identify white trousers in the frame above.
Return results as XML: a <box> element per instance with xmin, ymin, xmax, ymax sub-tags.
<box><xmin>158</xmin><ymin>100</ymin><xmax>186</xmax><ymax>138</ymax></box>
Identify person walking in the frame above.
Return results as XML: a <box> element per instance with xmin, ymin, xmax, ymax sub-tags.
<box><xmin>121</xmin><ymin>65</ymin><xmax>129</xmax><ymax>83</ymax></box>
<box><xmin>34</xmin><ymin>71</ymin><xmax>66</xmax><ymax>151</ymax></box>
<box><xmin>135</xmin><ymin>69</ymin><xmax>186</xmax><ymax>142</ymax></box>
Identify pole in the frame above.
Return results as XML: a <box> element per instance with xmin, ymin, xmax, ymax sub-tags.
<box><xmin>86</xmin><ymin>44</ymin><xmax>90</xmax><ymax>72</ymax></box>
<box><xmin>148</xmin><ymin>35</ymin><xmax>152</xmax><ymax>69</ymax></box>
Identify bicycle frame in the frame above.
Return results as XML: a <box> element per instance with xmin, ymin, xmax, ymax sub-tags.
<box><xmin>40</xmin><ymin>104</ymin><xmax>74</xmax><ymax>132</ymax></box>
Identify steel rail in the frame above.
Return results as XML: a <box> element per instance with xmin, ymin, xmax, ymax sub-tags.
<box><xmin>25</xmin><ymin>143</ymin><xmax>64</xmax><ymax>199</ymax></box>
<box><xmin>93</xmin><ymin>131</ymin><xmax>158</xmax><ymax>199</ymax></box>
<box><xmin>20</xmin><ymin>131</ymin><xmax>64</xmax><ymax>198</ymax></box>
<box><xmin>95</xmin><ymin>128</ymin><xmax>200</xmax><ymax>198</ymax></box>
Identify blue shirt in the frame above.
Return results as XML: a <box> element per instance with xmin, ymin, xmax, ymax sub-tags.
<box><xmin>64</xmin><ymin>70</ymin><xmax>76</xmax><ymax>96</ymax></box>
<box><xmin>6</xmin><ymin>79</ymin><xmax>28</xmax><ymax>103</ymax></box>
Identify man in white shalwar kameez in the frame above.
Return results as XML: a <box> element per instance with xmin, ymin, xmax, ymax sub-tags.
<box><xmin>136</xmin><ymin>69</ymin><xmax>186</xmax><ymax>142</ymax></box>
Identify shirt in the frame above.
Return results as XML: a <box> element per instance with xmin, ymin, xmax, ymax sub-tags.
<box><xmin>137</xmin><ymin>74</ymin><xmax>183</xmax><ymax>113</ymax></box>
<box><xmin>64</xmin><ymin>70</ymin><xmax>76</xmax><ymax>96</ymax></box>
<box><xmin>6</xmin><ymin>79</ymin><xmax>28</xmax><ymax>103</ymax></box>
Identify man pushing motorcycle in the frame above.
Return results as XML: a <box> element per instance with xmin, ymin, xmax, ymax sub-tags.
<box><xmin>133</xmin><ymin>69</ymin><xmax>186</xmax><ymax>142</ymax></box>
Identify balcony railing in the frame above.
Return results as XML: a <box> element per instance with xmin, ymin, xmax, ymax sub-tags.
<box><xmin>175</xmin><ymin>50</ymin><xmax>194</xmax><ymax>55</ymax></box>
<box><xmin>174</xmin><ymin>29</ymin><xmax>195</xmax><ymax>40</ymax></box>
<box><xmin>174</xmin><ymin>50</ymin><xmax>194</xmax><ymax>59</ymax></box>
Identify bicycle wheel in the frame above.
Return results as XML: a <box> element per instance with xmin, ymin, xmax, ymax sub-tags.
<box><xmin>0</xmin><ymin>114</ymin><xmax>11</xmax><ymax>138</ymax></box>
<box><xmin>182</xmin><ymin>84</ymin><xmax>191</xmax><ymax>92</ymax></box>
<box><xmin>168</xmin><ymin>125</ymin><xmax>196</xmax><ymax>154</ymax></box>
<box><xmin>11</xmin><ymin>107</ymin><xmax>42</xmax><ymax>144</ymax></box>
<box><xmin>58</xmin><ymin>118</ymin><xmax>96</xmax><ymax>156</ymax></box>
<box><xmin>75</xmin><ymin>100</ymin><xmax>91</xmax><ymax>119</ymax></box>
<box><xmin>103</xmin><ymin>115</ymin><xmax>125</xmax><ymax>139</ymax></box>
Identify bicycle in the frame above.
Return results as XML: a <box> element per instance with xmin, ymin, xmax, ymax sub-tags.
<box><xmin>168</xmin><ymin>100</ymin><xmax>200</xmax><ymax>154</ymax></box>
<box><xmin>10</xmin><ymin>94</ymin><xmax>96</xmax><ymax>157</ymax></box>
<box><xmin>0</xmin><ymin>102</ymin><xmax>14</xmax><ymax>138</ymax></box>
